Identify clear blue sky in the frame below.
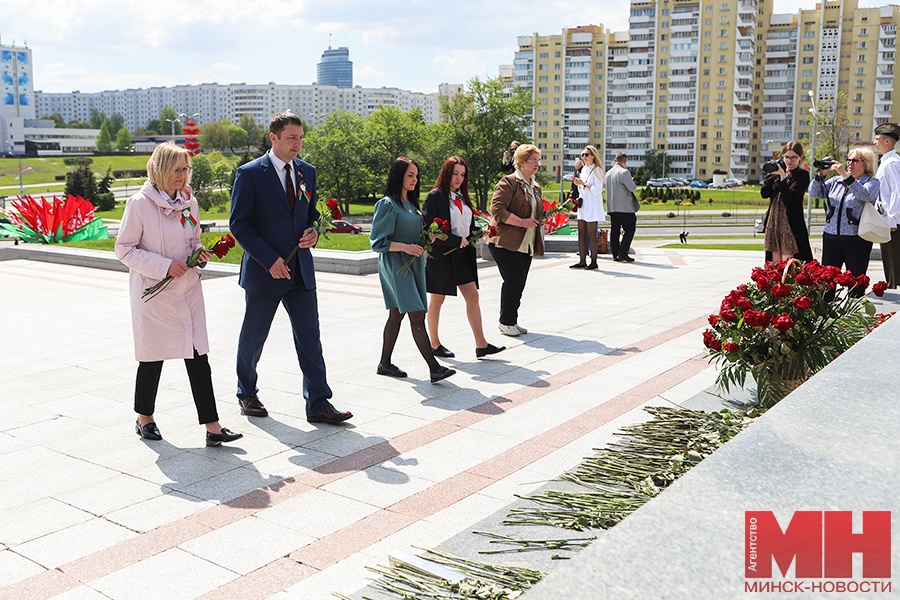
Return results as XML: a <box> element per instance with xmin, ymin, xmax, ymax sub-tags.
<box><xmin>3</xmin><ymin>0</ymin><xmax>887</xmax><ymax>95</ymax></box>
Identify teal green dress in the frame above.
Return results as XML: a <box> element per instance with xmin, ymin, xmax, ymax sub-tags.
<box><xmin>369</xmin><ymin>196</ymin><xmax>428</xmax><ymax>314</ymax></box>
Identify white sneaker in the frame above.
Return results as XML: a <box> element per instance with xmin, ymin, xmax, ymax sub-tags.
<box><xmin>498</xmin><ymin>323</ymin><xmax>520</xmax><ymax>336</ymax></box>
<box><xmin>515</xmin><ymin>324</ymin><xmax>528</xmax><ymax>334</ymax></box>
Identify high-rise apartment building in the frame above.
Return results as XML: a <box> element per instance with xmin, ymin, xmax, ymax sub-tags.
<box><xmin>317</xmin><ymin>46</ymin><xmax>353</xmax><ymax>89</ymax></box>
<box><xmin>514</xmin><ymin>0</ymin><xmax>900</xmax><ymax>183</ymax></box>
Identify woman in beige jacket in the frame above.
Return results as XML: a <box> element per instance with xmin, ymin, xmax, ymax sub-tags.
<box><xmin>116</xmin><ymin>142</ymin><xmax>241</xmax><ymax>446</ymax></box>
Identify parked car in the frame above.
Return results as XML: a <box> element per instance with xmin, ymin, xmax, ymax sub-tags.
<box><xmin>689</xmin><ymin>180</ymin><xmax>708</xmax><ymax>188</ymax></box>
<box><xmin>646</xmin><ymin>179</ymin><xmax>670</xmax><ymax>188</ymax></box>
<box><xmin>331</xmin><ymin>220</ymin><xmax>363</xmax><ymax>234</ymax></box>
<box><xmin>724</xmin><ymin>179</ymin><xmax>744</xmax><ymax>188</ymax></box>
<box><xmin>670</xmin><ymin>177</ymin><xmax>690</xmax><ymax>186</ymax></box>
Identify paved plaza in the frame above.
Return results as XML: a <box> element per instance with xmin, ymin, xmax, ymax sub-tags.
<box><xmin>0</xmin><ymin>245</ymin><xmax>884</xmax><ymax>599</ymax></box>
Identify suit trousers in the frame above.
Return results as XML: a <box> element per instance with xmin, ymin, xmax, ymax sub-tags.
<box><xmin>822</xmin><ymin>234</ymin><xmax>873</xmax><ymax>298</ymax></box>
<box><xmin>880</xmin><ymin>228</ymin><xmax>900</xmax><ymax>288</ymax></box>
<box><xmin>609</xmin><ymin>212</ymin><xmax>637</xmax><ymax>259</ymax></box>
<box><xmin>236</xmin><ymin>276</ymin><xmax>332</xmax><ymax>415</ymax></box>
<box><xmin>135</xmin><ymin>348</ymin><xmax>219</xmax><ymax>424</ymax></box>
<box><xmin>488</xmin><ymin>244</ymin><xmax>532</xmax><ymax>327</ymax></box>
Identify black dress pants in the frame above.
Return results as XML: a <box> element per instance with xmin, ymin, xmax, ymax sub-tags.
<box><xmin>609</xmin><ymin>212</ymin><xmax>637</xmax><ymax>259</ymax></box>
<box><xmin>880</xmin><ymin>228</ymin><xmax>900</xmax><ymax>288</ymax></box>
<box><xmin>135</xmin><ymin>348</ymin><xmax>219</xmax><ymax>424</ymax></box>
<box><xmin>488</xmin><ymin>244</ymin><xmax>532</xmax><ymax>327</ymax></box>
<box><xmin>821</xmin><ymin>234</ymin><xmax>873</xmax><ymax>298</ymax></box>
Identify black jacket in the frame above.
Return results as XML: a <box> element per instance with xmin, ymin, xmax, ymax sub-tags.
<box><xmin>761</xmin><ymin>167</ymin><xmax>813</xmax><ymax>262</ymax></box>
<box><xmin>421</xmin><ymin>188</ymin><xmax>479</xmax><ymax>295</ymax></box>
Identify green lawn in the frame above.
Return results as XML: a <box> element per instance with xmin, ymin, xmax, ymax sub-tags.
<box><xmin>59</xmin><ymin>231</ymin><xmax>372</xmax><ymax>262</ymax></box>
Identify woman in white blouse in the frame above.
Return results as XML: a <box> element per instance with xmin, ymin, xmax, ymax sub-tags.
<box><xmin>570</xmin><ymin>145</ymin><xmax>606</xmax><ymax>270</ymax></box>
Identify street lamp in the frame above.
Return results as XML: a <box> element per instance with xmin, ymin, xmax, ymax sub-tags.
<box><xmin>165</xmin><ymin>118</ymin><xmax>180</xmax><ymax>138</ymax></box>
<box><xmin>806</xmin><ymin>90</ymin><xmax>817</xmax><ymax>235</ymax></box>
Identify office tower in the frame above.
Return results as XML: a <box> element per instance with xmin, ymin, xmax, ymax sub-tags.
<box><xmin>317</xmin><ymin>46</ymin><xmax>353</xmax><ymax>89</ymax></box>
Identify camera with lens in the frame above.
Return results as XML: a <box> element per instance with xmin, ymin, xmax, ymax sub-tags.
<box><xmin>813</xmin><ymin>158</ymin><xmax>835</xmax><ymax>171</ymax></box>
<box><xmin>762</xmin><ymin>159</ymin><xmax>786</xmax><ymax>175</ymax></box>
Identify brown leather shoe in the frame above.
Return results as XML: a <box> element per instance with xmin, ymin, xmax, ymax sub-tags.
<box><xmin>238</xmin><ymin>394</ymin><xmax>268</xmax><ymax>417</ymax></box>
<box><xmin>307</xmin><ymin>405</ymin><xmax>353</xmax><ymax>425</ymax></box>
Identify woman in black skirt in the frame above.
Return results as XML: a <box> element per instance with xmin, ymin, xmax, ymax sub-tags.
<box><xmin>423</xmin><ymin>157</ymin><xmax>505</xmax><ymax>359</ymax></box>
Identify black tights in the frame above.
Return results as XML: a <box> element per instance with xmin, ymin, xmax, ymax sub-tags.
<box><xmin>380</xmin><ymin>309</ymin><xmax>440</xmax><ymax>372</ymax></box>
<box><xmin>577</xmin><ymin>220</ymin><xmax>599</xmax><ymax>265</ymax></box>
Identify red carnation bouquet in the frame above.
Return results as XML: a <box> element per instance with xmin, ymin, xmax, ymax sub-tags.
<box><xmin>397</xmin><ymin>217</ymin><xmax>449</xmax><ymax>276</ymax></box>
<box><xmin>443</xmin><ymin>208</ymin><xmax>494</xmax><ymax>255</ymax></box>
<box><xmin>703</xmin><ymin>258</ymin><xmax>890</xmax><ymax>407</ymax></box>
<box><xmin>142</xmin><ymin>234</ymin><xmax>236</xmax><ymax>302</ymax></box>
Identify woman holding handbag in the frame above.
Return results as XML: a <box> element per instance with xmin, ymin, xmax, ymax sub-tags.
<box><xmin>423</xmin><ymin>157</ymin><xmax>505</xmax><ymax>359</ymax></box>
<box><xmin>570</xmin><ymin>145</ymin><xmax>605</xmax><ymax>270</ymax></box>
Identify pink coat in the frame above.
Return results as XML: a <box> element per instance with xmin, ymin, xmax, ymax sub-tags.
<box><xmin>115</xmin><ymin>182</ymin><xmax>209</xmax><ymax>362</ymax></box>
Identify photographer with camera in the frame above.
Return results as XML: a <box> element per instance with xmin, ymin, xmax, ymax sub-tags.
<box><xmin>761</xmin><ymin>141</ymin><xmax>812</xmax><ymax>263</ymax></box>
<box><xmin>808</xmin><ymin>147</ymin><xmax>881</xmax><ymax>290</ymax></box>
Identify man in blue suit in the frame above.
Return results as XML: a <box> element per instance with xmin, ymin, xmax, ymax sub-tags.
<box><xmin>230</xmin><ymin>112</ymin><xmax>352</xmax><ymax>425</ymax></box>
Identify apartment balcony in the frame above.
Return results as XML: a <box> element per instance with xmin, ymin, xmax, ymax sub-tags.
<box><xmin>878</xmin><ymin>65</ymin><xmax>895</xmax><ymax>77</ymax></box>
<box><xmin>874</xmin><ymin>104</ymin><xmax>893</xmax><ymax>119</ymax></box>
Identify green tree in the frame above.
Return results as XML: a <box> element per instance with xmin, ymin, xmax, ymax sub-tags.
<box><xmin>237</xmin><ymin>114</ymin><xmax>260</xmax><ymax>152</ymax></box>
<box><xmin>810</xmin><ymin>92</ymin><xmax>852</xmax><ymax>162</ymax></box>
<box><xmin>416</xmin><ymin>122</ymin><xmax>456</xmax><ymax>185</ymax></box>
<box><xmin>115</xmin><ymin>127</ymin><xmax>132</xmax><ymax>152</ymax></box>
<box><xmin>440</xmin><ymin>76</ymin><xmax>536</xmax><ymax>210</ymax></box>
<box><xmin>90</xmin><ymin>108</ymin><xmax>107</xmax><ymax>130</ymax></box>
<box><xmin>364</xmin><ymin>106</ymin><xmax>425</xmax><ymax>175</ymax></box>
<box><xmin>109</xmin><ymin>114</ymin><xmax>125</xmax><ymax>134</ymax></box>
<box><xmin>98</xmin><ymin>167</ymin><xmax>115</xmax><ymax>193</ymax></box>
<box><xmin>228</xmin><ymin>126</ymin><xmax>249</xmax><ymax>151</ymax></box>
<box><xmin>69</xmin><ymin>120</ymin><xmax>91</xmax><ymax>129</ymax></box>
<box><xmin>65</xmin><ymin>165</ymin><xmax>98</xmax><ymax>204</ymax></box>
<box><xmin>642</xmin><ymin>149</ymin><xmax>673</xmax><ymax>179</ymax></box>
<box><xmin>146</xmin><ymin>119</ymin><xmax>161</xmax><ymax>133</ymax></box>
<box><xmin>200</xmin><ymin>120</ymin><xmax>232</xmax><ymax>151</ymax></box>
<box><xmin>42</xmin><ymin>113</ymin><xmax>67</xmax><ymax>128</ymax></box>
<box><xmin>190</xmin><ymin>155</ymin><xmax>214</xmax><ymax>191</ymax></box>
<box><xmin>305</xmin><ymin>110</ymin><xmax>373</xmax><ymax>215</ymax></box>
<box><xmin>96</xmin><ymin>122</ymin><xmax>113</xmax><ymax>153</ymax></box>
<box><xmin>159</xmin><ymin>106</ymin><xmax>182</xmax><ymax>135</ymax></box>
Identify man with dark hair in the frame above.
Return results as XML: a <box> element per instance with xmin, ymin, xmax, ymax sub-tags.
<box><xmin>229</xmin><ymin>112</ymin><xmax>352</xmax><ymax>424</ymax></box>
<box><xmin>605</xmin><ymin>152</ymin><xmax>639</xmax><ymax>262</ymax></box>
<box><xmin>875</xmin><ymin>121</ymin><xmax>900</xmax><ymax>287</ymax></box>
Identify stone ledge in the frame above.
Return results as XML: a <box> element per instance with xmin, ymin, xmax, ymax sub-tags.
<box><xmin>522</xmin><ymin>291</ymin><xmax>900</xmax><ymax>600</ymax></box>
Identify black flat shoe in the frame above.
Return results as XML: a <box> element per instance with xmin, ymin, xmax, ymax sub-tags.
<box><xmin>585</xmin><ymin>263</ymin><xmax>599</xmax><ymax>270</ymax></box>
<box><xmin>135</xmin><ymin>418</ymin><xmax>162</xmax><ymax>441</ymax></box>
<box><xmin>377</xmin><ymin>363</ymin><xmax>407</xmax><ymax>378</ymax></box>
<box><xmin>476</xmin><ymin>343</ymin><xmax>506</xmax><ymax>358</ymax></box>
<box><xmin>206</xmin><ymin>427</ymin><xmax>243</xmax><ymax>447</ymax></box>
<box><xmin>619</xmin><ymin>256</ymin><xmax>635</xmax><ymax>263</ymax></box>
<box><xmin>431</xmin><ymin>345</ymin><xmax>455</xmax><ymax>358</ymax></box>
<box><xmin>569</xmin><ymin>263</ymin><xmax>587</xmax><ymax>269</ymax></box>
<box><xmin>430</xmin><ymin>365</ymin><xmax>456</xmax><ymax>383</ymax></box>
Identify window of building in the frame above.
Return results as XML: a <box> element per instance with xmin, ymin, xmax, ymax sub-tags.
<box><xmin>540</xmin><ymin>52</ymin><xmax>549</xmax><ymax>58</ymax></box>
<box><xmin>554</xmin><ymin>97</ymin><xmax>560</xmax><ymax>103</ymax></box>
<box><xmin>662</xmin><ymin>21</ymin><xmax>669</xmax><ymax>28</ymax></box>
<box><xmin>803</xmin><ymin>69</ymin><xmax>813</xmax><ymax>76</ymax></box>
<box><xmin>555</xmin><ymin>74</ymin><xmax>561</xmax><ymax>80</ymax></box>
<box><xmin>720</xmin><ymin>29</ymin><xmax>727</xmax><ymax>37</ymax></box>
<box><xmin>539</xmin><ymin>87</ymin><xmax>548</xmax><ymax>93</ymax></box>
<box><xmin>705</xmin><ymin>31</ymin><xmax>711</xmax><ymax>38</ymax></box>
<box><xmin>539</xmin><ymin>64</ymin><xmax>548</xmax><ymax>70</ymax></box>
<box><xmin>555</xmin><ymin>63</ymin><xmax>561</xmax><ymax>69</ymax></box>
<box><xmin>539</xmin><ymin>109</ymin><xmax>548</xmax><ymax>116</ymax></box>
<box><xmin>859</xmin><ymin>41</ymin><xmax>867</xmax><ymax>49</ymax></box>
<box><xmin>704</xmin><ymin>56</ymin><xmax>711</xmax><ymax>63</ymax></box>
<box><xmin>703</xmin><ymin>94</ymin><xmax>710</xmax><ymax>101</ymax></box>
<box><xmin>714</xmin><ymin>156</ymin><xmax>721</xmax><ymax>163</ymax></box>
<box><xmin>705</xmin><ymin>44</ymin><xmax>712</xmax><ymax>51</ymax></box>
<box><xmin>801</xmin><ymin>82</ymin><xmax>812</xmax><ymax>89</ymax></box>
<box><xmin>703</xmin><ymin>81</ymin><xmax>710</xmax><ymax>88</ymax></box>
<box><xmin>701</xmin><ymin>118</ymin><xmax>708</xmax><ymax>126</ymax></box>
<box><xmin>660</xmin><ymin>95</ymin><xmax>667</xmax><ymax>102</ymax></box>
<box><xmin>662</xmin><ymin>8</ymin><xmax>669</xmax><ymax>15</ymax></box>
<box><xmin>538</xmin><ymin>132</ymin><xmax>547</xmax><ymax>138</ymax></box>
<box><xmin>660</xmin><ymin>107</ymin><xmax>667</xmax><ymax>114</ymax></box>
<box><xmin>860</xmin><ymin>28</ymin><xmax>867</xmax><ymax>35</ymax></box>
<box><xmin>857</xmin><ymin>67</ymin><xmax>865</xmax><ymax>75</ymax></box>
<box><xmin>539</xmin><ymin>76</ymin><xmax>548</xmax><ymax>81</ymax></box>
<box><xmin>661</xmin><ymin>46</ymin><xmax>669</xmax><ymax>53</ymax></box>
<box><xmin>717</xmin><ymin>93</ymin><xmax>724</xmax><ymax>100</ymax></box>
<box><xmin>702</xmin><ymin>106</ymin><xmax>709</xmax><ymax>113</ymax></box>
<box><xmin>716</xmin><ymin>118</ymin><xmax>723</xmax><ymax>126</ymax></box>
<box><xmin>555</xmin><ymin>86</ymin><xmax>561</xmax><ymax>92</ymax></box>
<box><xmin>856</xmin><ymin>80</ymin><xmax>865</xmax><ymax>88</ymax></box>
<box><xmin>719</xmin><ymin>54</ymin><xmax>727</xmax><ymax>61</ymax></box>
<box><xmin>804</xmin><ymin>31</ymin><xmax>815</xmax><ymax>38</ymax></box>
<box><xmin>803</xmin><ymin>44</ymin><xmax>814</xmax><ymax>51</ymax></box>
<box><xmin>661</xmin><ymin>34</ymin><xmax>669</xmax><ymax>41</ymax></box>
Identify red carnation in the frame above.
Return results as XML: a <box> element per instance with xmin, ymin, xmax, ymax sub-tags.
<box><xmin>793</xmin><ymin>296</ymin><xmax>811</xmax><ymax>310</ymax></box>
<box><xmin>873</xmin><ymin>281</ymin><xmax>888</xmax><ymax>297</ymax></box>
<box><xmin>773</xmin><ymin>313</ymin><xmax>793</xmax><ymax>331</ymax></box>
<box><xmin>771</xmin><ymin>283</ymin><xmax>790</xmax><ymax>298</ymax></box>
<box><xmin>723</xmin><ymin>341</ymin><xmax>740</xmax><ymax>353</ymax></box>
<box><xmin>719</xmin><ymin>308</ymin><xmax>737</xmax><ymax>323</ymax></box>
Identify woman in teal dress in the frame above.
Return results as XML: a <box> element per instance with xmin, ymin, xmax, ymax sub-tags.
<box><xmin>370</xmin><ymin>157</ymin><xmax>456</xmax><ymax>383</ymax></box>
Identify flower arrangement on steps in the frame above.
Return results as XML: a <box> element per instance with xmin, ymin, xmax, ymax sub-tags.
<box><xmin>703</xmin><ymin>258</ymin><xmax>891</xmax><ymax>408</ymax></box>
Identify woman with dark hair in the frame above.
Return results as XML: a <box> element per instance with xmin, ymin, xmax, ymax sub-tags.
<box><xmin>761</xmin><ymin>140</ymin><xmax>812</xmax><ymax>262</ymax></box>
<box><xmin>423</xmin><ymin>157</ymin><xmax>505</xmax><ymax>359</ymax></box>
<box><xmin>486</xmin><ymin>144</ymin><xmax>545</xmax><ymax>337</ymax></box>
<box><xmin>370</xmin><ymin>157</ymin><xmax>456</xmax><ymax>383</ymax></box>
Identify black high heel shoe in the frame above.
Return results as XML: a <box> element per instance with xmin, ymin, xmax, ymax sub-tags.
<box><xmin>135</xmin><ymin>418</ymin><xmax>162</xmax><ymax>441</ymax></box>
<box><xmin>206</xmin><ymin>428</ymin><xmax>243</xmax><ymax>447</ymax></box>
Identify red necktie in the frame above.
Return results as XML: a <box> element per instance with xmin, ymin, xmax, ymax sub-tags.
<box><xmin>453</xmin><ymin>194</ymin><xmax>463</xmax><ymax>213</ymax></box>
<box><xmin>284</xmin><ymin>164</ymin><xmax>295</xmax><ymax>213</ymax></box>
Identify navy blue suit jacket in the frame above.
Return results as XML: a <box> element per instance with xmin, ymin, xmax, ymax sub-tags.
<box><xmin>230</xmin><ymin>152</ymin><xmax>320</xmax><ymax>294</ymax></box>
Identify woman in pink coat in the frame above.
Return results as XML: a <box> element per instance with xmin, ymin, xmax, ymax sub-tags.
<box><xmin>115</xmin><ymin>142</ymin><xmax>242</xmax><ymax>447</ymax></box>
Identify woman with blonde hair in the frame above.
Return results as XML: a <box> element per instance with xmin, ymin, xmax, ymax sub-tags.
<box><xmin>809</xmin><ymin>146</ymin><xmax>881</xmax><ymax>287</ymax></box>
<box><xmin>116</xmin><ymin>142</ymin><xmax>242</xmax><ymax>446</ymax></box>
<box><xmin>570</xmin><ymin>145</ymin><xmax>605</xmax><ymax>270</ymax></box>
<box><xmin>486</xmin><ymin>144</ymin><xmax>545</xmax><ymax>337</ymax></box>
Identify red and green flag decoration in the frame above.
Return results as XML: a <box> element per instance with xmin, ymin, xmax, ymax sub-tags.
<box><xmin>0</xmin><ymin>194</ymin><xmax>109</xmax><ymax>243</ymax></box>
<box><xmin>183</xmin><ymin>121</ymin><xmax>200</xmax><ymax>156</ymax></box>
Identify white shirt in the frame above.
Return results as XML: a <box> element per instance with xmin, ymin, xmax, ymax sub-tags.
<box><xmin>268</xmin><ymin>150</ymin><xmax>296</xmax><ymax>196</ymax></box>
<box><xmin>448</xmin><ymin>191</ymin><xmax>472</xmax><ymax>239</ymax></box>
<box><xmin>876</xmin><ymin>148</ymin><xmax>900</xmax><ymax>227</ymax></box>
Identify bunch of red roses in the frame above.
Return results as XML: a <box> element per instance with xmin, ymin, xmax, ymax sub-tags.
<box><xmin>443</xmin><ymin>209</ymin><xmax>495</xmax><ymax>255</ymax></box>
<box><xmin>143</xmin><ymin>234</ymin><xmax>237</xmax><ymax>302</ymax></box>
<box><xmin>397</xmin><ymin>218</ymin><xmax>449</xmax><ymax>276</ymax></box>
<box><xmin>703</xmin><ymin>259</ymin><xmax>890</xmax><ymax>407</ymax></box>
<box><xmin>326</xmin><ymin>198</ymin><xmax>342</xmax><ymax>221</ymax></box>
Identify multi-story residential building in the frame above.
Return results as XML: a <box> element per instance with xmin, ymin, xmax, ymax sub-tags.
<box><xmin>514</xmin><ymin>0</ymin><xmax>900</xmax><ymax>183</ymax></box>
<box><xmin>36</xmin><ymin>82</ymin><xmax>446</xmax><ymax>133</ymax></box>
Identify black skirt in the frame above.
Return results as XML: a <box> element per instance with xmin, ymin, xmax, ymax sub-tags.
<box><xmin>425</xmin><ymin>244</ymin><xmax>478</xmax><ymax>296</ymax></box>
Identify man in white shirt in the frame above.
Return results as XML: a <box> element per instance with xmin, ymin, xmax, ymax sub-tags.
<box><xmin>874</xmin><ymin>122</ymin><xmax>900</xmax><ymax>288</ymax></box>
